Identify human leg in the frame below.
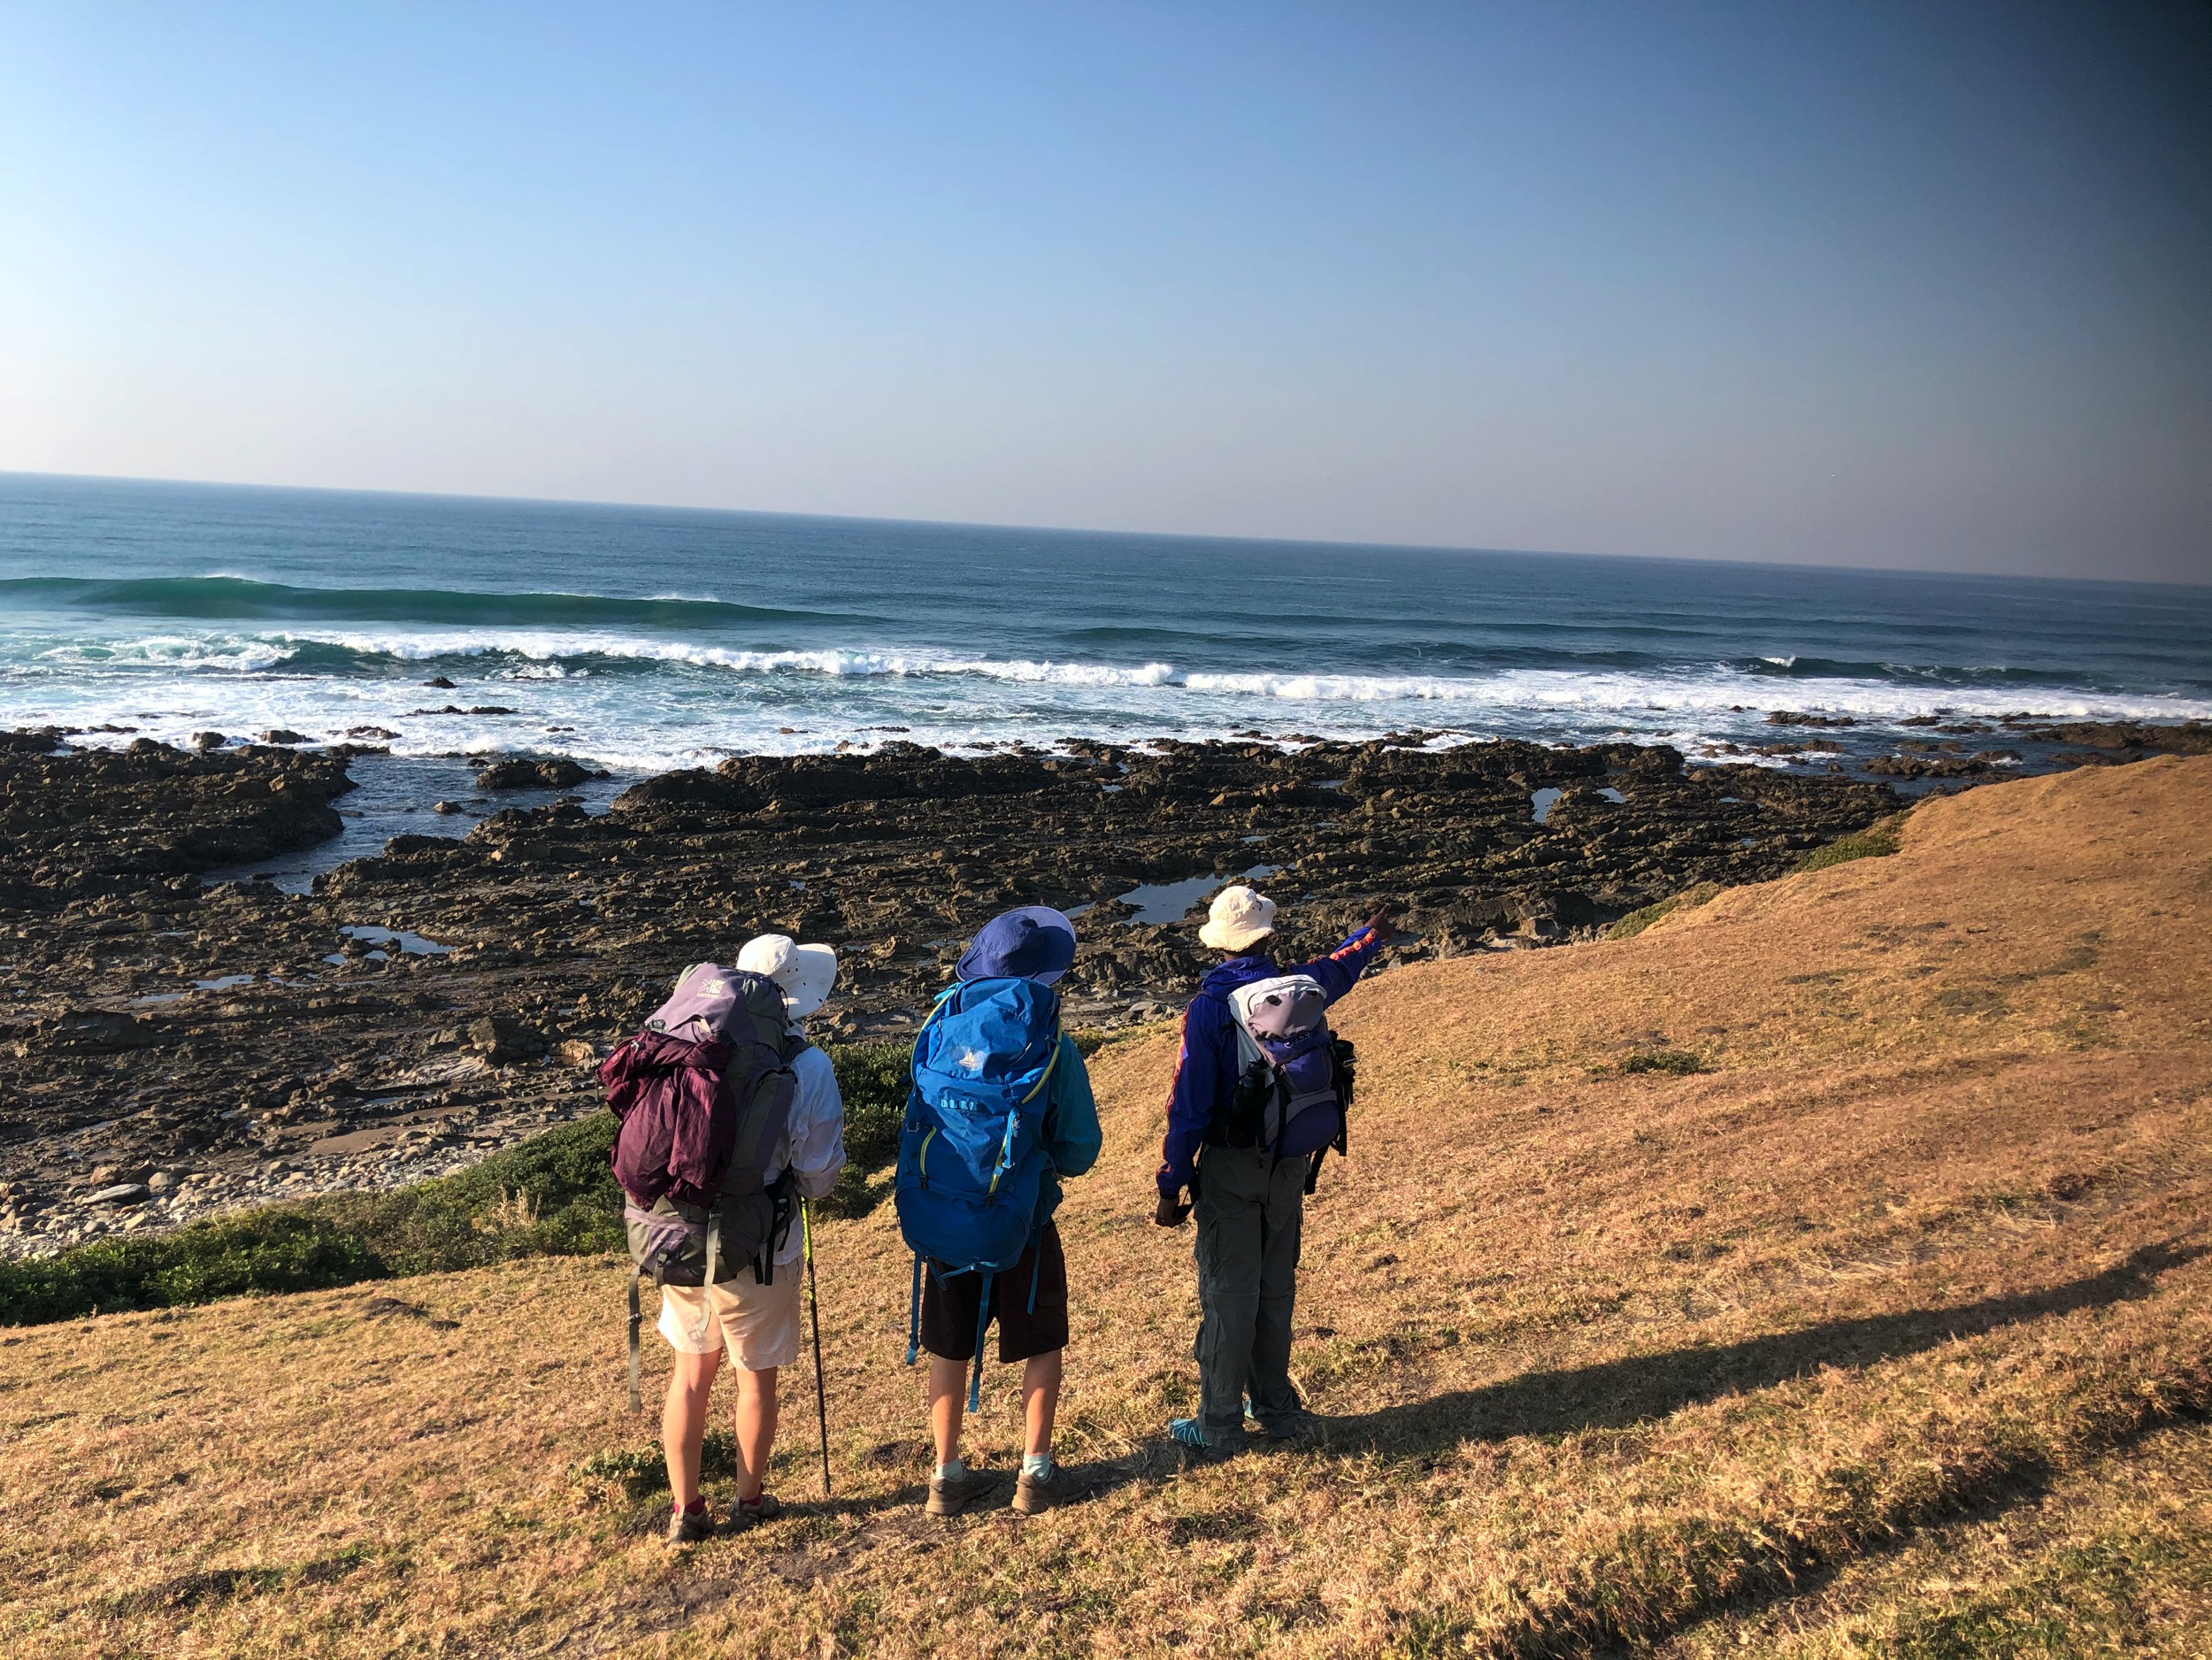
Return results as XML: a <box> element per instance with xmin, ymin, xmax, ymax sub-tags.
<box><xmin>714</xmin><ymin>1266</ymin><xmax>800</xmax><ymax>1508</ymax></box>
<box><xmin>662</xmin><ymin>1346</ymin><xmax>721</xmax><ymax>1509</ymax></box>
<box><xmin>926</xmin><ymin>1353</ymin><xmax>968</xmax><ymax>1467</ymax></box>
<box><xmin>1190</xmin><ymin>1148</ymin><xmax>1266</xmax><ymax>1448</ymax></box>
<box><xmin>1247</xmin><ymin>1155</ymin><xmax>1310</xmax><ymax>1432</ymax></box>
<box><xmin>1020</xmin><ymin>1348</ymin><xmax>1062</xmax><ymax>1459</ymax></box>
<box><xmin>732</xmin><ymin>1365</ymin><xmax>779</xmax><ymax>1502</ymax></box>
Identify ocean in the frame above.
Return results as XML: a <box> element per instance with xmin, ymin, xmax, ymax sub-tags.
<box><xmin>4</xmin><ymin>471</ymin><xmax>2208</xmax><ymax>780</ymax></box>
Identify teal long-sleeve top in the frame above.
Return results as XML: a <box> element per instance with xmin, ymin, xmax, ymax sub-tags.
<box><xmin>1036</xmin><ymin>1033</ymin><xmax>1102</xmax><ymax>1226</ymax></box>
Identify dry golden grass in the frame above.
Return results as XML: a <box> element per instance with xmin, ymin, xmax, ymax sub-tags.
<box><xmin>1655</xmin><ymin>1418</ymin><xmax>2212</xmax><ymax>1657</ymax></box>
<box><xmin>4</xmin><ymin>757</ymin><xmax>2209</xmax><ymax>1658</ymax></box>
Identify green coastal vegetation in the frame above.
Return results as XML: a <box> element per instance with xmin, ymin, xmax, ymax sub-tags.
<box><xmin>0</xmin><ymin>1034</ymin><xmax>1128</xmax><ymax>1327</ymax></box>
<box><xmin>1605</xmin><ymin>811</ymin><xmax>1909</xmax><ymax>941</ymax></box>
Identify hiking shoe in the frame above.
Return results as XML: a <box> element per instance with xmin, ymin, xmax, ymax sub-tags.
<box><xmin>926</xmin><ymin>1467</ymin><xmax>1001</xmax><ymax>1518</ymax></box>
<box><xmin>664</xmin><ymin>1502</ymin><xmax>718</xmax><ymax>1545</ymax></box>
<box><xmin>1011</xmin><ymin>1466</ymin><xmax>1058</xmax><ymax>1516</ymax></box>
<box><xmin>1168</xmin><ymin>1418</ymin><xmax>1245</xmax><ymax>1463</ymax></box>
<box><xmin>1258</xmin><ymin>1410</ymin><xmax>1325</xmax><ymax>1447</ymax></box>
<box><xmin>727</xmin><ymin>1492</ymin><xmax>783</xmax><ymax>1532</ymax></box>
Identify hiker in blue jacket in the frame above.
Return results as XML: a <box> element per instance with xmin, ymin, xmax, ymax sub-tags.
<box><xmin>1154</xmin><ymin>885</ymin><xmax>1393</xmax><ymax>1456</ymax></box>
<box><xmin>914</xmin><ymin>906</ymin><xmax>1102</xmax><ymax>1518</ymax></box>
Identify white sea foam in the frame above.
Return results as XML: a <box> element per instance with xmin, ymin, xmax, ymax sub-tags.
<box><xmin>8</xmin><ymin>619</ymin><xmax>2210</xmax><ymax>777</ymax></box>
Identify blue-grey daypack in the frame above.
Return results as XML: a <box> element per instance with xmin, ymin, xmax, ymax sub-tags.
<box><xmin>894</xmin><ymin>976</ymin><xmax>1062</xmax><ymax>1407</ymax></box>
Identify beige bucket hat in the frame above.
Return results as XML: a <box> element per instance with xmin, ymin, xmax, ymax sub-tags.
<box><xmin>1198</xmin><ymin>884</ymin><xmax>1278</xmax><ymax>951</ymax></box>
<box><xmin>736</xmin><ymin>933</ymin><xmax>839</xmax><ymax>1018</ymax></box>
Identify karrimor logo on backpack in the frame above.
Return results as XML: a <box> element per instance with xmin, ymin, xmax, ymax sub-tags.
<box><xmin>1225</xmin><ymin>973</ymin><xmax>1353</xmax><ymax>1163</ymax></box>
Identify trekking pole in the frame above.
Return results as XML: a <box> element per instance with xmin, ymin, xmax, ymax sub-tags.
<box><xmin>803</xmin><ymin>1199</ymin><xmax>833</xmax><ymax>1498</ymax></box>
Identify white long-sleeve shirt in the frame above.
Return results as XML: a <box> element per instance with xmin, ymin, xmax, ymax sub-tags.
<box><xmin>760</xmin><ymin>1040</ymin><xmax>846</xmax><ymax>1267</ymax></box>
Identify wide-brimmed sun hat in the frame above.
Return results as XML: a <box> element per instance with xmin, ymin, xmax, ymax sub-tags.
<box><xmin>956</xmin><ymin>905</ymin><xmax>1078</xmax><ymax>985</ymax></box>
<box><xmin>736</xmin><ymin>933</ymin><xmax>839</xmax><ymax>1018</ymax></box>
<box><xmin>1199</xmin><ymin>885</ymin><xmax>1278</xmax><ymax>951</ymax></box>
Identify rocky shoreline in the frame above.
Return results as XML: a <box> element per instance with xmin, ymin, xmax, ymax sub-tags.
<box><xmin>4</xmin><ymin>719</ymin><xmax>2206</xmax><ymax>1257</ymax></box>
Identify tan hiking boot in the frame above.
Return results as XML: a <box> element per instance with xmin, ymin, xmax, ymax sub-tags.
<box><xmin>664</xmin><ymin>1501</ymin><xmax>717</xmax><ymax>1544</ymax></box>
<box><xmin>926</xmin><ymin>1466</ymin><xmax>1000</xmax><ymax>1517</ymax></box>
<box><xmin>1012</xmin><ymin>1467</ymin><xmax>1058</xmax><ymax>1515</ymax></box>
<box><xmin>728</xmin><ymin>1492</ymin><xmax>783</xmax><ymax>1532</ymax></box>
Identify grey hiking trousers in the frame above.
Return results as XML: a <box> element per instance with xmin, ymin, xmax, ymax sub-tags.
<box><xmin>1193</xmin><ymin>1145</ymin><xmax>1309</xmax><ymax>1445</ymax></box>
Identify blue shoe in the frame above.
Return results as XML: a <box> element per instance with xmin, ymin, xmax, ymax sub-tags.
<box><xmin>1169</xmin><ymin>1418</ymin><xmax>1244</xmax><ymax>1462</ymax></box>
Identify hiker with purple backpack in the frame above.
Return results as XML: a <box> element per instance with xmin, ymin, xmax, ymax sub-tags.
<box><xmin>600</xmin><ymin>934</ymin><xmax>847</xmax><ymax>1545</ymax></box>
<box><xmin>1153</xmin><ymin>885</ymin><xmax>1394</xmax><ymax>1458</ymax></box>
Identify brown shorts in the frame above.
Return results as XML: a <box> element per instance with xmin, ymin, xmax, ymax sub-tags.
<box><xmin>918</xmin><ymin>1220</ymin><xmax>1069</xmax><ymax>1364</ymax></box>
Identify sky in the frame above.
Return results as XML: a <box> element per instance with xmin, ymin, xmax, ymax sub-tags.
<box><xmin>2</xmin><ymin>2</ymin><xmax>2208</xmax><ymax>582</ymax></box>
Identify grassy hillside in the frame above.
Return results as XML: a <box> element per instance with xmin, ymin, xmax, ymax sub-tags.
<box><xmin>3</xmin><ymin>757</ymin><xmax>2208</xmax><ymax>1658</ymax></box>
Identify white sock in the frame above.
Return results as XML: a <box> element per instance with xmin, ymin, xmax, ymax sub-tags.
<box><xmin>934</xmin><ymin>1457</ymin><xmax>965</xmax><ymax>1482</ymax></box>
<box><xmin>1022</xmin><ymin>1452</ymin><xmax>1053</xmax><ymax>1480</ymax></box>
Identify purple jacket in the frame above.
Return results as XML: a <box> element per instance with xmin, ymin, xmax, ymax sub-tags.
<box><xmin>1156</xmin><ymin>924</ymin><xmax>1385</xmax><ymax>1198</ymax></box>
<box><xmin>603</xmin><ymin>1031</ymin><xmax>737</xmax><ymax>1208</ymax></box>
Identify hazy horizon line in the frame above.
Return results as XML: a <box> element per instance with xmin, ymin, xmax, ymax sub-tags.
<box><xmin>6</xmin><ymin>465</ymin><xmax>2208</xmax><ymax>596</ymax></box>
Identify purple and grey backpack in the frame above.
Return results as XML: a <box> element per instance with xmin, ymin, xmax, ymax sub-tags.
<box><xmin>1222</xmin><ymin>974</ymin><xmax>1355</xmax><ymax>1186</ymax></box>
<box><xmin>606</xmin><ymin>964</ymin><xmax>807</xmax><ymax>1405</ymax></box>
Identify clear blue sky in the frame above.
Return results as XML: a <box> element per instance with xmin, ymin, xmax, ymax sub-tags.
<box><xmin>3</xmin><ymin>2</ymin><xmax>2207</xmax><ymax>580</ymax></box>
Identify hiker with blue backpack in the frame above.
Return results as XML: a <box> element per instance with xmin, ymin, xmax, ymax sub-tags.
<box><xmin>895</xmin><ymin>906</ymin><xmax>1102</xmax><ymax>1517</ymax></box>
<box><xmin>601</xmin><ymin>934</ymin><xmax>848</xmax><ymax>1545</ymax></box>
<box><xmin>1154</xmin><ymin>884</ymin><xmax>1394</xmax><ymax>1458</ymax></box>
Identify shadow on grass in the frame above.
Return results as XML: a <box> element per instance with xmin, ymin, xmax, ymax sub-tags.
<box><xmin>1325</xmin><ymin>1240</ymin><xmax>2202</xmax><ymax>1458</ymax></box>
<box><xmin>588</xmin><ymin>1242</ymin><xmax>2201</xmax><ymax>1544</ymax></box>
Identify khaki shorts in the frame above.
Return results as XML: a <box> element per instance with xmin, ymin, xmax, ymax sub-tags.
<box><xmin>657</xmin><ymin>1268</ymin><xmax>802</xmax><ymax>1371</ymax></box>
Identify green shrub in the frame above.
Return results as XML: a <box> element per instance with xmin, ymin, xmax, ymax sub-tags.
<box><xmin>0</xmin><ymin>1210</ymin><xmax>388</xmax><ymax>1326</ymax></box>
<box><xmin>572</xmin><ymin>1429</ymin><xmax>736</xmax><ymax>1498</ymax></box>
<box><xmin>312</xmin><ymin>1111</ymin><xmax>626</xmax><ymax>1276</ymax></box>
<box><xmin>828</xmin><ymin>1040</ymin><xmax>909</xmax><ymax>1171</ymax></box>
<box><xmin>1795</xmin><ymin>813</ymin><xmax>1907</xmax><ymax>874</ymax></box>
<box><xmin>1607</xmin><ymin>882</ymin><xmax>1724</xmax><ymax>941</ymax></box>
<box><xmin>1617</xmin><ymin>1049</ymin><xmax>1708</xmax><ymax>1076</ymax></box>
<box><xmin>0</xmin><ymin>1037</ymin><xmax>938</xmax><ymax>1326</ymax></box>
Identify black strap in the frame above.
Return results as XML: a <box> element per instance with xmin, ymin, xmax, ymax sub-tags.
<box><xmin>905</xmin><ymin>1251</ymin><xmax>924</xmax><ymax>1365</ymax></box>
<box><xmin>626</xmin><ymin>1268</ymin><xmax>643</xmax><ymax>1412</ymax></box>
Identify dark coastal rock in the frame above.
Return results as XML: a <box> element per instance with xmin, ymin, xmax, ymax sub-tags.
<box><xmin>0</xmin><ymin>722</ymin><xmax>2188</xmax><ymax>1257</ymax></box>
<box><xmin>469</xmin><ymin>1013</ymin><xmax>545</xmax><ymax>1064</ymax></box>
<box><xmin>2009</xmin><ymin>720</ymin><xmax>2212</xmax><ymax>759</ymax></box>
<box><xmin>475</xmin><ymin>757</ymin><xmax>606</xmax><ymax>791</ymax></box>
<box><xmin>35</xmin><ymin>1012</ymin><xmax>160</xmax><ymax>1053</ymax></box>
<box><xmin>1863</xmin><ymin>754</ymin><xmax>2001</xmax><ymax>779</ymax></box>
<box><xmin>258</xmin><ymin>729</ymin><xmax>310</xmax><ymax>746</ymax></box>
<box><xmin>0</xmin><ymin>738</ymin><xmax>351</xmax><ymax>902</ymax></box>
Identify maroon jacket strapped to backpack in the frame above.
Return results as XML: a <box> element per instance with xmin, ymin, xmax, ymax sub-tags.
<box><xmin>601</xmin><ymin>1031</ymin><xmax>738</xmax><ymax>1208</ymax></box>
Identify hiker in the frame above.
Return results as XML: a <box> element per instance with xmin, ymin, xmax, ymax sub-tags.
<box><xmin>605</xmin><ymin>935</ymin><xmax>847</xmax><ymax>1544</ymax></box>
<box><xmin>895</xmin><ymin>906</ymin><xmax>1102</xmax><ymax>1518</ymax></box>
<box><xmin>1153</xmin><ymin>886</ymin><xmax>1393</xmax><ymax>1457</ymax></box>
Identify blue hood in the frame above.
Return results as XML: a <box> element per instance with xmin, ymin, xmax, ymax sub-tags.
<box><xmin>1199</xmin><ymin>954</ymin><xmax>1282</xmax><ymax>998</ymax></box>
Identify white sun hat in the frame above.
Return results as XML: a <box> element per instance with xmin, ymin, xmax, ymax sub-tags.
<box><xmin>736</xmin><ymin>933</ymin><xmax>839</xmax><ymax>1019</ymax></box>
<box><xmin>1198</xmin><ymin>885</ymin><xmax>1278</xmax><ymax>951</ymax></box>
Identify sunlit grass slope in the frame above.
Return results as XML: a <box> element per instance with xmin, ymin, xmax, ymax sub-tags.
<box><xmin>4</xmin><ymin>757</ymin><xmax>2208</xmax><ymax>1657</ymax></box>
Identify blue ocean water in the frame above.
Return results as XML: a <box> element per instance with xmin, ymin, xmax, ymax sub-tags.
<box><xmin>3</xmin><ymin>472</ymin><xmax>2208</xmax><ymax>777</ymax></box>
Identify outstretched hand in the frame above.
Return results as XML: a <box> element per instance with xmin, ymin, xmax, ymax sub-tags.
<box><xmin>1361</xmin><ymin>904</ymin><xmax>1398</xmax><ymax>941</ymax></box>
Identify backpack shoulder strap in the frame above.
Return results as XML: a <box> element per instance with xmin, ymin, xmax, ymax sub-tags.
<box><xmin>1020</xmin><ymin>1022</ymin><xmax>1063</xmax><ymax>1106</ymax></box>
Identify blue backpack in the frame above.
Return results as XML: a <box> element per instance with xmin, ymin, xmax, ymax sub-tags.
<box><xmin>895</xmin><ymin>976</ymin><xmax>1062</xmax><ymax>1407</ymax></box>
